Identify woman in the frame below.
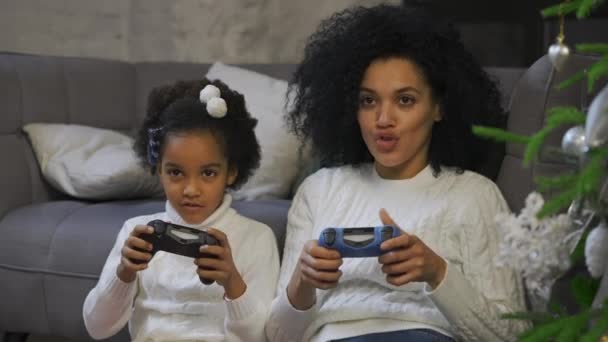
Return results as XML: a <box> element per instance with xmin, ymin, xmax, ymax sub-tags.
<box><xmin>265</xmin><ymin>4</ymin><xmax>528</xmax><ymax>342</ymax></box>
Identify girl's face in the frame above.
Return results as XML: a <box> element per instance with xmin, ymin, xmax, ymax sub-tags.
<box><xmin>158</xmin><ymin>130</ymin><xmax>237</xmax><ymax>224</ymax></box>
<box><xmin>357</xmin><ymin>57</ymin><xmax>442</xmax><ymax>179</ymax></box>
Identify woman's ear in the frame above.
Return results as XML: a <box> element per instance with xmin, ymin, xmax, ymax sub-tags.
<box><xmin>433</xmin><ymin>103</ymin><xmax>443</xmax><ymax>122</ymax></box>
<box><xmin>227</xmin><ymin>166</ymin><xmax>238</xmax><ymax>186</ymax></box>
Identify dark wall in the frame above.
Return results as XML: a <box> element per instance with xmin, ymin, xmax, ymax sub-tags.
<box><xmin>403</xmin><ymin>0</ymin><xmax>608</xmax><ymax>67</ymax></box>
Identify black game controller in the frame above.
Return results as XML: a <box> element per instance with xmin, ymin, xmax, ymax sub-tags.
<box><xmin>134</xmin><ymin>219</ymin><xmax>219</xmax><ymax>285</ymax></box>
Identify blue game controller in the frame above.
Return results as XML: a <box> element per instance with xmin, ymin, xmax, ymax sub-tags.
<box><xmin>318</xmin><ymin>225</ymin><xmax>401</xmax><ymax>257</ymax></box>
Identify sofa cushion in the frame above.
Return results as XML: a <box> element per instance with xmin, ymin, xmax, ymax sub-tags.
<box><xmin>0</xmin><ymin>198</ymin><xmax>289</xmax><ymax>340</ymax></box>
<box><xmin>206</xmin><ymin>62</ymin><xmax>303</xmax><ymax>200</ymax></box>
<box><xmin>22</xmin><ymin>123</ymin><xmax>165</xmax><ymax>201</ymax></box>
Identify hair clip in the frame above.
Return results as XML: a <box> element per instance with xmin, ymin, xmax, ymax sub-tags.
<box><xmin>147</xmin><ymin>127</ymin><xmax>164</xmax><ymax>166</ymax></box>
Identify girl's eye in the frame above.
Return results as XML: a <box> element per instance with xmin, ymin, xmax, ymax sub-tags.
<box><xmin>167</xmin><ymin>169</ymin><xmax>182</xmax><ymax>177</ymax></box>
<box><xmin>399</xmin><ymin>95</ymin><xmax>415</xmax><ymax>106</ymax></box>
<box><xmin>359</xmin><ymin>95</ymin><xmax>376</xmax><ymax>107</ymax></box>
<box><xmin>202</xmin><ymin>169</ymin><xmax>217</xmax><ymax>177</ymax></box>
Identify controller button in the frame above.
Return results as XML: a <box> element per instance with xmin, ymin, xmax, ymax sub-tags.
<box><xmin>381</xmin><ymin>226</ymin><xmax>393</xmax><ymax>242</ymax></box>
<box><xmin>323</xmin><ymin>229</ymin><xmax>336</xmax><ymax>245</ymax></box>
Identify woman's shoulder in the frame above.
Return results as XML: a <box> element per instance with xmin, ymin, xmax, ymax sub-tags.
<box><xmin>441</xmin><ymin>167</ymin><xmax>509</xmax><ymax>216</ymax></box>
<box><xmin>440</xmin><ymin>167</ymin><xmax>500</xmax><ymax>193</ymax></box>
<box><xmin>300</xmin><ymin>164</ymin><xmax>372</xmax><ymax>190</ymax></box>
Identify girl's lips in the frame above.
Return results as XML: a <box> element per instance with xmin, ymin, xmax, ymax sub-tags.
<box><xmin>181</xmin><ymin>203</ymin><xmax>204</xmax><ymax>211</ymax></box>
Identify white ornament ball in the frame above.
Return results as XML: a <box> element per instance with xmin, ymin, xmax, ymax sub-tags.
<box><xmin>585</xmin><ymin>221</ymin><xmax>608</xmax><ymax>278</ymax></box>
<box><xmin>206</xmin><ymin>97</ymin><xmax>227</xmax><ymax>118</ymax></box>
<box><xmin>199</xmin><ymin>85</ymin><xmax>221</xmax><ymax>103</ymax></box>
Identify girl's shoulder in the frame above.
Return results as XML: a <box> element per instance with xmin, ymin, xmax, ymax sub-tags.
<box><xmin>229</xmin><ymin>210</ymin><xmax>277</xmax><ymax>242</ymax></box>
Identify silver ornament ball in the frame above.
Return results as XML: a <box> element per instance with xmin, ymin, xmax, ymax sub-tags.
<box><xmin>585</xmin><ymin>84</ymin><xmax>608</xmax><ymax>148</ymax></box>
<box><xmin>548</xmin><ymin>42</ymin><xmax>570</xmax><ymax>72</ymax></box>
<box><xmin>561</xmin><ymin>125</ymin><xmax>588</xmax><ymax>157</ymax></box>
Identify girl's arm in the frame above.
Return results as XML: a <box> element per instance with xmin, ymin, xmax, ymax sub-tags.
<box><xmin>82</xmin><ymin>220</ymin><xmax>139</xmax><ymax>340</ymax></box>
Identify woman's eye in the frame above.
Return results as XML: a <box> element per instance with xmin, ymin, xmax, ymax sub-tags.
<box><xmin>202</xmin><ymin>169</ymin><xmax>217</xmax><ymax>177</ymax></box>
<box><xmin>359</xmin><ymin>95</ymin><xmax>376</xmax><ymax>107</ymax></box>
<box><xmin>399</xmin><ymin>96</ymin><xmax>415</xmax><ymax>106</ymax></box>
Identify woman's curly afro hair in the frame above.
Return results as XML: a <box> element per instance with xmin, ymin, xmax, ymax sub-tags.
<box><xmin>134</xmin><ymin>79</ymin><xmax>260</xmax><ymax>190</ymax></box>
<box><xmin>287</xmin><ymin>4</ymin><xmax>506</xmax><ymax>178</ymax></box>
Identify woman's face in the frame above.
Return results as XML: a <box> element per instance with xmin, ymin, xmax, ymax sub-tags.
<box><xmin>357</xmin><ymin>57</ymin><xmax>442</xmax><ymax>179</ymax></box>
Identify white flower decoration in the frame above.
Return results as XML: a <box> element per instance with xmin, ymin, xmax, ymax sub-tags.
<box><xmin>494</xmin><ymin>192</ymin><xmax>579</xmax><ymax>310</ymax></box>
<box><xmin>206</xmin><ymin>97</ymin><xmax>227</xmax><ymax>118</ymax></box>
<box><xmin>585</xmin><ymin>221</ymin><xmax>608</xmax><ymax>278</ymax></box>
<box><xmin>199</xmin><ymin>85</ymin><xmax>221</xmax><ymax>103</ymax></box>
<box><xmin>199</xmin><ymin>84</ymin><xmax>227</xmax><ymax>118</ymax></box>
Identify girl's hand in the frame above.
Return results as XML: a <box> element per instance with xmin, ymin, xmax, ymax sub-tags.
<box><xmin>117</xmin><ymin>225</ymin><xmax>154</xmax><ymax>283</ymax></box>
<box><xmin>194</xmin><ymin>228</ymin><xmax>246</xmax><ymax>300</ymax></box>
<box><xmin>377</xmin><ymin>209</ymin><xmax>447</xmax><ymax>289</ymax></box>
<box><xmin>287</xmin><ymin>240</ymin><xmax>343</xmax><ymax>310</ymax></box>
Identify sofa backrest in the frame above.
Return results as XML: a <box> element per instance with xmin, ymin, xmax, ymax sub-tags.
<box><xmin>0</xmin><ymin>52</ymin><xmax>297</xmax><ymax>218</ymax></box>
<box><xmin>0</xmin><ymin>51</ymin><xmax>532</xmax><ymax>218</ymax></box>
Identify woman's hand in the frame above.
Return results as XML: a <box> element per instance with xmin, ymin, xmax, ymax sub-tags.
<box><xmin>287</xmin><ymin>240</ymin><xmax>343</xmax><ymax>310</ymax></box>
<box><xmin>117</xmin><ymin>225</ymin><xmax>154</xmax><ymax>283</ymax></box>
<box><xmin>377</xmin><ymin>209</ymin><xmax>447</xmax><ymax>289</ymax></box>
<box><xmin>194</xmin><ymin>228</ymin><xmax>246</xmax><ymax>300</ymax></box>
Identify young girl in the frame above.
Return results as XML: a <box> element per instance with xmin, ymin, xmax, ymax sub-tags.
<box><xmin>83</xmin><ymin>79</ymin><xmax>279</xmax><ymax>341</ymax></box>
<box><xmin>265</xmin><ymin>4</ymin><xmax>528</xmax><ymax>342</ymax></box>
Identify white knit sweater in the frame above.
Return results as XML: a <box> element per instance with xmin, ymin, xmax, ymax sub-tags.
<box><xmin>83</xmin><ymin>194</ymin><xmax>280</xmax><ymax>342</ymax></box>
<box><xmin>265</xmin><ymin>164</ymin><xmax>528</xmax><ymax>342</ymax></box>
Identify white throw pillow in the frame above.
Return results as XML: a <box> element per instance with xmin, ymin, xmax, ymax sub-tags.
<box><xmin>206</xmin><ymin>62</ymin><xmax>302</xmax><ymax>200</ymax></box>
<box><xmin>23</xmin><ymin>123</ymin><xmax>164</xmax><ymax>200</ymax></box>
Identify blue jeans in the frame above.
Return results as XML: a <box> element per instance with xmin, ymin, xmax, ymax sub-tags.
<box><xmin>332</xmin><ymin>329</ymin><xmax>455</xmax><ymax>342</ymax></box>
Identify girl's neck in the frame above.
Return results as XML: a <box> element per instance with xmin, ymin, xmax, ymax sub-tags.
<box><xmin>165</xmin><ymin>194</ymin><xmax>233</xmax><ymax>229</ymax></box>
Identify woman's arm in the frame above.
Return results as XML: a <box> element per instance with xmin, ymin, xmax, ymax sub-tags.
<box><xmin>426</xmin><ymin>180</ymin><xmax>530</xmax><ymax>341</ymax></box>
<box><xmin>223</xmin><ymin>227</ymin><xmax>280</xmax><ymax>342</ymax></box>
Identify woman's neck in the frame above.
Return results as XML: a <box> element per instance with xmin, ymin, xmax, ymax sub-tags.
<box><xmin>374</xmin><ymin>153</ymin><xmax>429</xmax><ymax>180</ymax></box>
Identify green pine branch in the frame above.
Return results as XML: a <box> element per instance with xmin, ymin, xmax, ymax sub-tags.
<box><xmin>577</xmin><ymin>43</ymin><xmax>608</xmax><ymax>55</ymax></box>
<box><xmin>471</xmin><ymin>126</ymin><xmax>531</xmax><ymax>144</ymax></box>
<box><xmin>571</xmin><ymin>274</ymin><xmax>601</xmax><ymax>309</ymax></box>
<box><xmin>537</xmin><ymin>146</ymin><xmax>608</xmax><ymax>217</ymax></box>
<box><xmin>542</xmin><ymin>0</ymin><xmax>585</xmax><ymax>17</ymax></box>
<box><xmin>579</xmin><ymin>300</ymin><xmax>608</xmax><ymax>342</ymax></box>
<box><xmin>542</xmin><ymin>0</ymin><xmax>605</xmax><ymax>18</ymax></box>
<box><xmin>525</xmin><ymin>107</ymin><xmax>586</xmax><ymax>166</ymax></box>
<box><xmin>577</xmin><ymin>0</ymin><xmax>604</xmax><ymax>18</ymax></box>
<box><xmin>558</xmin><ymin>69</ymin><xmax>587</xmax><ymax>90</ymax></box>
<box><xmin>587</xmin><ymin>58</ymin><xmax>608</xmax><ymax>92</ymax></box>
<box><xmin>535</xmin><ymin>173</ymin><xmax>578</xmax><ymax>192</ymax></box>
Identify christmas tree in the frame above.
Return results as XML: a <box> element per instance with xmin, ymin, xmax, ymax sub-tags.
<box><xmin>473</xmin><ymin>0</ymin><xmax>608</xmax><ymax>340</ymax></box>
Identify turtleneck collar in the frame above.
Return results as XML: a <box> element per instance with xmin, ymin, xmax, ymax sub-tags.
<box><xmin>164</xmin><ymin>194</ymin><xmax>234</xmax><ymax>230</ymax></box>
<box><xmin>370</xmin><ymin>163</ymin><xmax>438</xmax><ymax>190</ymax></box>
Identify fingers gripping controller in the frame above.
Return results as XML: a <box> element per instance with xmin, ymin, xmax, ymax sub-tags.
<box><xmin>134</xmin><ymin>220</ymin><xmax>219</xmax><ymax>285</ymax></box>
<box><xmin>318</xmin><ymin>225</ymin><xmax>400</xmax><ymax>257</ymax></box>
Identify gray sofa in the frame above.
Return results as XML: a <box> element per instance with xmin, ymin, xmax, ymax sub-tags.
<box><xmin>0</xmin><ymin>51</ymin><xmax>600</xmax><ymax>342</ymax></box>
